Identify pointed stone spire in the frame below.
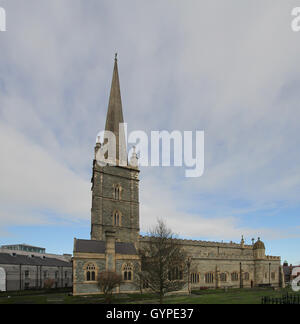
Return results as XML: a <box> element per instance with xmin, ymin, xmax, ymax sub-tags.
<box><xmin>104</xmin><ymin>53</ymin><xmax>127</xmax><ymax>165</ymax></box>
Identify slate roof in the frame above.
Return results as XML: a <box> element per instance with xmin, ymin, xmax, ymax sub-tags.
<box><xmin>74</xmin><ymin>239</ymin><xmax>137</xmax><ymax>255</ymax></box>
<box><xmin>115</xmin><ymin>242</ymin><xmax>137</xmax><ymax>255</ymax></box>
<box><xmin>0</xmin><ymin>253</ymin><xmax>72</xmax><ymax>267</ymax></box>
<box><xmin>75</xmin><ymin>239</ymin><xmax>106</xmax><ymax>254</ymax></box>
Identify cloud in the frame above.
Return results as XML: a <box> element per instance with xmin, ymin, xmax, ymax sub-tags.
<box><xmin>140</xmin><ymin>172</ymin><xmax>291</xmax><ymax>242</ymax></box>
<box><xmin>0</xmin><ymin>122</ymin><xmax>90</xmax><ymax>229</ymax></box>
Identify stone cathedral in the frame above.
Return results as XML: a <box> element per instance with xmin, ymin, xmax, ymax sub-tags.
<box><xmin>72</xmin><ymin>57</ymin><xmax>285</xmax><ymax>295</ymax></box>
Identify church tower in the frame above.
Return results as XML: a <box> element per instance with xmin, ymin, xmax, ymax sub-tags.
<box><xmin>90</xmin><ymin>55</ymin><xmax>140</xmax><ymax>244</ymax></box>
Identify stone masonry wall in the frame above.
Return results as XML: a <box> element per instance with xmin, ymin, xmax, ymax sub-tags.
<box><xmin>91</xmin><ymin>165</ymin><xmax>139</xmax><ymax>243</ymax></box>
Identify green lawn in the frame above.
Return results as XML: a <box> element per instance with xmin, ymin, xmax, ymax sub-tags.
<box><xmin>0</xmin><ymin>288</ymin><xmax>298</xmax><ymax>304</ymax></box>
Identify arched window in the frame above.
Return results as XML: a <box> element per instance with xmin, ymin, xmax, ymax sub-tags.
<box><xmin>122</xmin><ymin>263</ymin><xmax>133</xmax><ymax>281</ymax></box>
<box><xmin>114</xmin><ymin>185</ymin><xmax>121</xmax><ymax>200</ymax></box>
<box><xmin>205</xmin><ymin>272</ymin><xmax>214</xmax><ymax>284</ymax></box>
<box><xmin>85</xmin><ymin>263</ymin><xmax>96</xmax><ymax>282</ymax></box>
<box><xmin>168</xmin><ymin>266</ymin><xmax>183</xmax><ymax>281</ymax></box>
<box><xmin>190</xmin><ymin>273</ymin><xmax>200</xmax><ymax>284</ymax></box>
<box><xmin>231</xmin><ymin>272</ymin><xmax>239</xmax><ymax>281</ymax></box>
<box><xmin>113</xmin><ymin>211</ymin><xmax>121</xmax><ymax>226</ymax></box>
<box><xmin>244</xmin><ymin>272</ymin><xmax>250</xmax><ymax>281</ymax></box>
<box><xmin>220</xmin><ymin>273</ymin><xmax>228</xmax><ymax>282</ymax></box>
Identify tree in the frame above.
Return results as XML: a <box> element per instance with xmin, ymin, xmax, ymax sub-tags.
<box><xmin>98</xmin><ymin>271</ymin><xmax>122</xmax><ymax>304</ymax></box>
<box><xmin>138</xmin><ymin>219</ymin><xmax>187</xmax><ymax>303</ymax></box>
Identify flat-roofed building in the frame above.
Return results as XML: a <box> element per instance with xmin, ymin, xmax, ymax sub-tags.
<box><xmin>1</xmin><ymin>244</ymin><xmax>46</xmax><ymax>254</ymax></box>
<box><xmin>0</xmin><ymin>244</ymin><xmax>71</xmax><ymax>262</ymax></box>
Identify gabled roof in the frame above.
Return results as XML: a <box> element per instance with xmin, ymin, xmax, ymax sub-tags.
<box><xmin>74</xmin><ymin>239</ymin><xmax>137</xmax><ymax>255</ymax></box>
<box><xmin>74</xmin><ymin>239</ymin><xmax>105</xmax><ymax>254</ymax></box>
<box><xmin>115</xmin><ymin>242</ymin><xmax>137</xmax><ymax>255</ymax></box>
<box><xmin>0</xmin><ymin>253</ymin><xmax>71</xmax><ymax>267</ymax></box>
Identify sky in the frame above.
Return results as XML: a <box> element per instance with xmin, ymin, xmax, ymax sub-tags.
<box><xmin>0</xmin><ymin>0</ymin><xmax>300</xmax><ymax>264</ymax></box>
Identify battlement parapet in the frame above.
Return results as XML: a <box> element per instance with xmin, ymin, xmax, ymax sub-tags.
<box><xmin>140</xmin><ymin>235</ymin><xmax>253</xmax><ymax>249</ymax></box>
<box><xmin>266</xmin><ymin>255</ymin><xmax>281</xmax><ymax>261</ymax></box>
<box><xmin>190</xmin><ymin>254</ymin><xmax>255</xmax><ymax>261</ymax></box>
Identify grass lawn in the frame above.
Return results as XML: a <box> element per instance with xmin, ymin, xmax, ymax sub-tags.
<box><xmin>0</xmin><ymin>287</ymin><xmax>298</xmax><ymax>304</ymax></box>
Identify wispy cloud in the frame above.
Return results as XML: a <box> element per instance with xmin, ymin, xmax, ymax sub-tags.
<box><xmin>0</xmin><ymin>122</ymin><xmax>90</xmax><ymax>227</ymax></box>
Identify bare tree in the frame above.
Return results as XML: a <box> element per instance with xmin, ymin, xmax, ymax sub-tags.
<box><xmin>138</xmin><ymin>219</ymin><xmax>187</xmax><ymax>303</ymax></box>
<box><xmin>98</xmin><ymin>271</ymin><xmax>122</xmax><ymax>304</ymax></box>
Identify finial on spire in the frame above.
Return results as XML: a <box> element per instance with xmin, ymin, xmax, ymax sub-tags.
<box><xmin>115</xmin><ymin>53</ymin><xmax>118</xmax><ymax>61</ymax></box>
<box><xmin>241</xmin><ymin>235</ymin><xmax>245</xmax><ymax>247</ymax></box>
<box><xmin>129</xmin><ymin>145</ymin><xmax>139</xmax><ymax>168</ymax></box>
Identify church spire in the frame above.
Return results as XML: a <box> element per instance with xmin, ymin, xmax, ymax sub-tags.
<box><xmin>104</xmin><ymin>54</ymin><xmax>127</xmax><ymax>165</ymax></box>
